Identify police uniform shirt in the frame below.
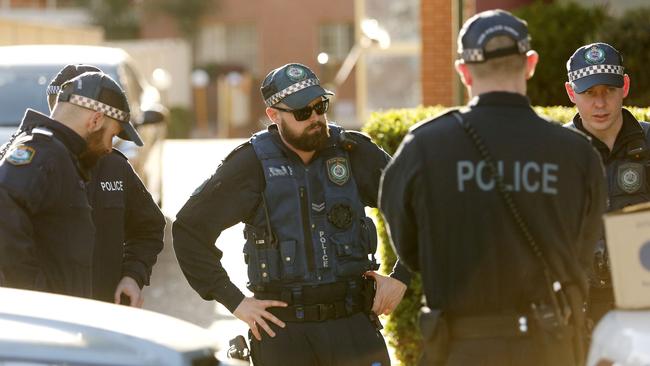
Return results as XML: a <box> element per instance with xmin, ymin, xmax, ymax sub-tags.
<box><xmin>173</xmin><ymin>124</ymin><xmax>412</xmax><ymax>313</ymax></box>
<box><xmin>87</xmin><ymin>149</ymin><xmax>165</xmax><ymax>303</ymax></box>
<box><xmin>0</xmin><ymin>109</ymin><xmax>95</xmax><ymax>297</ymax></box>
<box><xmin>568</xmin><ymin>108</ymin><xmax>650</xmax><ymax>211</ymax></box>
<box><xmin>380</xmin><ymin>92</ymin><xmax>607</xmax><ymax>316</ymax></box>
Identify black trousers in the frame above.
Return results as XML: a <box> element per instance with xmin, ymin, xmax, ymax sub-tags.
<box><xmin>250</xmin><ymin>312</ymin><xmax>390</xmax><ymax>366</ymax></box>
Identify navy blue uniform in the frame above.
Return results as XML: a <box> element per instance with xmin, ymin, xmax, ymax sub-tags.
<box><xmin>0</xmin><ymin>110</ymin><xmax>95</xmax><ymax>297</ymax></box>
<box><xmin>87</xmin><ymin>149</ymin><xmax>165</xmax><ymax>302</ymax></box>
<box><xmin>567</xmin><ymin>108</ymin><xmax>650</xmax><ymax>323</ymax></box>
<box><xmin>174</xmin><ymin>123</ymin><xmax>409</xmax><ymax>366</ymax></box>
<box><xmin>381</xmin><ymin>92</ymin><xmax>607</xmax><ymax>365</ymax></box>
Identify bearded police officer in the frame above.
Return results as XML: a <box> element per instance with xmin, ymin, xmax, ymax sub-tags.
<box><xmin>380</xmin><ymin>10</ymin><xmax>607</xmax><ymax>366</ymax></box>
<box><xmin>564</xmin><ymin>43</ymin><xmax>650</xmax><ymax>324</ymax></box>
<box><xmin>0</xmin><ymin>71</ymin><xmax>141</xmax><ymax>298</ymax></box>
<box><xmin>173</xmin><ymin>63</ymin><xmax>410</xmax><ymax>365</ymax></box>
<box><xmin>46</xmin><ymin>65</ymin><xmax>165</xmax><ymax>307</ymax></box>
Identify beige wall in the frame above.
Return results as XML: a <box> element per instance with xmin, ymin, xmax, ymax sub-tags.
<box><xmin>0</xmin><ymin>17</ymin><xmax>102</xmax><ymax>45</ymax></box>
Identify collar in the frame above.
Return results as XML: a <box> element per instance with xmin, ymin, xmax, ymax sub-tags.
<box><xmin>19</xmin><ymin>109</ymin><xmax>87</xmax><ymax>156</ymax></box>
<box><xmin>572</xmin><ymin>108</ymin><xmax>644</xmax><ymax>156</ymax></box>
<box><xmin>468</xmin><ymin>91</ymin><xmax>532</xmax><ymax>108</ymax></box>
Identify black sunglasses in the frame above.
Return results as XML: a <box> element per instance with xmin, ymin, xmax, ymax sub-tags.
<box><xmin>273</xmin><ymin>99</ymin><xmax>329</xmax><ymax>121</ymax></box>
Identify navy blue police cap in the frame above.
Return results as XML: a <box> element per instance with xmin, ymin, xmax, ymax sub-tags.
<box><xmin>566</xmin><ymin>42</ymin><xmax>624</xmax><ymax>94</ymax></box>
<box><xmin>47</xmin><ymin>64</ymin><xmax>102</xmax><ymax>96</ymax></box>
<box><xmin>58</xmin><ymin>71</ymin><xmax>143</xmax><ymax>147</ymax></box>
<box><xmin>457</xmin><ymin>9</ymin><xmax>531</xmax><ymax>63</ymax></box>
<box><xmin>260</xmin><ymin>63</ymin><xmax>334</xmax><ymax>109</ymax></box>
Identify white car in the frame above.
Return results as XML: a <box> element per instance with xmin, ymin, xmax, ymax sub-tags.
<box><xmin>0</xmin><ymin>45</ymin><xmax>166</xmax><ymax>204</ymax></box>
<box><xmin>0</xmin><ymin>287</ymin><xmax>245</xmax><ymax>366</ymax></box>
<box><xmin>587</xmin><ymin>310</ymin><xmax>650</xmax><ymax>366</ymax></box>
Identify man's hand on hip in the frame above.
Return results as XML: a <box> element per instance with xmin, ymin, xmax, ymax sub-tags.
<box><xmin>233</xmin><ymin>297</ymin><xmax>287</xmax><ymax>341</ymax></box>
<box><xmin>365</xmin><ymin>271</ymin><xmax>407</xmax><ymax>315</ymax></box>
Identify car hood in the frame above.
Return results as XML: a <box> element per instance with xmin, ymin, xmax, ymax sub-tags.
<box><xmin>0</xmin><ymin>288</ymin><xmax>221</xmax><ymax>365</ymax></box>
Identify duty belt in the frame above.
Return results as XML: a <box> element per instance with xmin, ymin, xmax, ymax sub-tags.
<box><xmin>268</xmin><ymin>300</ymin><xmax>363</xmax><ymax>322</ymax></box>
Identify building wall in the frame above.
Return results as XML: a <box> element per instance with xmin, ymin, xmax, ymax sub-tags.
<box><xmin>421</xmin><ymin>0</ymin><xmax>454</xmax><ymax>106</ymax></box>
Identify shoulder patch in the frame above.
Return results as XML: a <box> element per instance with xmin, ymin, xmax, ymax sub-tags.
<box><xmin>410</xmin><ymin>108</ymin><xmax>459</xmax><ymax>132</ymax></box>
<box><xmin>5</xmin><ymin>145</ymin><xmax>36</xmax><ymax>166</ymax></box>
<box><xmin>111</xmin><ymin>148</ymin><xmax>128</xmax><ymax>160</ymax></box>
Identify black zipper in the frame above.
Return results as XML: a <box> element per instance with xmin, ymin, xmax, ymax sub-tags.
<box><xmin>299</xmin><ymin>186</ymin><xmax>316</xmax><ymax>272</ymax></box>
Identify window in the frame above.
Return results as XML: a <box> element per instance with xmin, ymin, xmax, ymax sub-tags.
<box><xmin>198</xmin><ymin>24</ymin><xmax>258</xmax><ymax>74</ymax></box>
<box><xmin>319</xmin><ymin>23</ymin><xmax>354</xmax><ymax>62</ymax></box>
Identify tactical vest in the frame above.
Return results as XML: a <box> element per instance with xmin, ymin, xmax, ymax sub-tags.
<box><xmin>244</xmin><ymin>125</ymin><xmax>377</xmax><ymax>292</ymax></box>
<box><xmin>607</xmin><ymin>123</ymin><xmax>650</xmax><ymax>211</ymax></box>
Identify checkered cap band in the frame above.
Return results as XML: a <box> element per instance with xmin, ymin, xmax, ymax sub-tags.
<box><xmin>461</xmin><ymin>38</ymin><xmax>530</xmax><ymax>62</ymax></box>
<box><xmin>46</xmin><ymin>85</ymin><xmax>61</xmax><ymax>96</ymax></box>
<box><xmin>264</xmin><ymin>78</ymin><xmax>319</xmax><ymax>107</ymax></box>
<box><xmin>568</xmin><ymin>64</ymin><xmax>625</xmax><ymax>82</ymax></box>
<box><xmin>68</xmin><ymin>94</ymin><xmax>130</xmax><ymax>122</ymax></box>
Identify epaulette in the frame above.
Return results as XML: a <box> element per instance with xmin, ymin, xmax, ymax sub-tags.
<box><xmin>410</xmin><ymin>108</ymin><xmax>461</xmax><ymax>132</ymax></box>
<box><xmin>223</xmin><ymin>140</ymin><xmax>252</xmax><ymax>163</ymax></box>
<box><xmin>339</xmin><ymin>130</ymin><xmax>372</xmax><ymax>151</ymax></box>
<box><xmin>560</xmin><ymin>122</ymin><xmax>591</xmax><ymax>142</ymax></box>
<box><xmin>111</xmin><ymin>147</ymin><xmax>129</xmax><ymax>160</ymax></box>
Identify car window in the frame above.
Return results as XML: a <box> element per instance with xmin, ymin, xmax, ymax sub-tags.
<box><xmin>0</xmin><ymin>65</ymin><xmax>120</xmax><ymax>127</ymax></box>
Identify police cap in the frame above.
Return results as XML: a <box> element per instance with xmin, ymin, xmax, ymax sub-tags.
<box><xmin>260</xmin><ymin>63</ymin><xmax>334</xmax><ymax>109</ymax></box>
<box><xmin>58</xmin><ymin>71</ymin><xmax>143</xmax><ymax>147</ymax></box>
<box><xmin>457</xmin><ymin>9</ymin><xmax>531</xmax><ymax>63</ymax></box>
<box><xmin>566</xmin><ymin>42</ymin><xmax>624</xmax><ymax>94</ymax></box>
<box><xmin>47</xmin><ymin>64</ymin><xmax>102</xmax><ymax>97</ymax></box>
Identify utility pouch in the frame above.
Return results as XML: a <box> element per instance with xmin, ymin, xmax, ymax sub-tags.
<box><xmin>418</xmin><ymin>307</ymin><xmax>449</xmax><ymax>366</ymax></box>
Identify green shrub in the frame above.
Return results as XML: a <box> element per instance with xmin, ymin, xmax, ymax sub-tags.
<box><xmin>363</xmin><ymin>104</ymin><xmax>650</xmax><ymax>365</ymax></box>
<box><xmin>514</xmin><ymin>1</ymin><xmax>607</xmax><ymax>106</ymax></box>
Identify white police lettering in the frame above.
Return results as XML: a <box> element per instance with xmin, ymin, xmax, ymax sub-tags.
<box><xmin>319</xmin><ymin>231</ymin><xmax>329</xmax><ymax>268</ymax></box>
<box><xmin>457</xmin><ymin>160</ymin><xmax>558</xmax><ymax>194</ymax></box>
<box><xmin>100</xmin><ymin>180</ymin><xmax>124</xmax><ymax>192</ymax></box>
<box><xmin>268</xmin><ymin>165</ymin><xmax>293</xmax><ymax>177</ymax></box>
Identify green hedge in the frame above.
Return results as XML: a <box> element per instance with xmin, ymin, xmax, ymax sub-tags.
<box><xmin>363</xmin><ymin>105</ymin><xmax>650</xmax><ymax>365</ymax></box>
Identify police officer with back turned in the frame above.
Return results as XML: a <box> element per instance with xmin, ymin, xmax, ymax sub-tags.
<box><xmin>380</xmin><ymin>10</ymin><xmax>607</xmax><ymax>366</ymax></box>
<box><xmin>173</xmin><ymin>63</ymin><xmax>410</xmax><ymax>366</ymax></box>
<box><xmin>564</xmin><ymin>43</ymin><xmax>650</xmax><ymax>324</ymax></box>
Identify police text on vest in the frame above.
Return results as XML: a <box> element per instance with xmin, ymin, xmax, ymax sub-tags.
<box><xmin>457</xmin><ymin>160</ymin><xmax>558</xmax><ymax>194</ymax></box>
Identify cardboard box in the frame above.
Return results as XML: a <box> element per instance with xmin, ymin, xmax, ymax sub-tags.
<box><xmin>604</xmin><ymin>202</ymin><xmax>650</xmax><ymax>309</ymax></box>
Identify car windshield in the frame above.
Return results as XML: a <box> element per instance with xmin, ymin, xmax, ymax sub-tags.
<box><xmin>0</xmin><ymin>65</ymin><xmax>118</xmax><ymax>126</ymax></box>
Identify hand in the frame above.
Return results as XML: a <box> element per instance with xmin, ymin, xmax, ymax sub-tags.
<box><xmin>365</xmin><ymin>271</ymin><xmax>407</xmax><ymax>315</ymax></box>
<box><xmin>114</xmin><ymin>276</ymin><xmax>144</xmax><ymax>308</ymax></box>
<box><xmin>233</xmin><ymin>297</ymin><xmax>287</xmax><ymax>341</ymax></box>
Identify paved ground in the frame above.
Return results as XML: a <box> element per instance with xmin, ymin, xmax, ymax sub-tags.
<box><xmin>142</xmin><ymin>139</ymin><xmax>249</xmax><ymax>351</ymax></box>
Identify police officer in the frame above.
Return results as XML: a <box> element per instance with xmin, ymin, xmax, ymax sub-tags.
<box><xmin>0</xmin><ymin>71</ymin><xmax>142</xmax><ymax>298</ymax></box>
<box><xmin>46</xmin><ymin>65</ymin><xmax>165</xmax><ymax>307</ymax></box>
<box><xmin>564</xmin><ymin>43</ymin><xmax>650</xmax><ymax>323</ymax></box>
<box><xmin>380</xmin><ymin>10</ymin><xmax>607</xmax><ymax>366</ymax></box>
<box><xmin>173</xmin><ymin>63</ymin><xmax>411</xmax><ymax>365</ymax></box>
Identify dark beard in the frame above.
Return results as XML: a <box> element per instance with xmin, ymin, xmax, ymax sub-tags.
<box><xmin>280</xmin><ymin>119</ymin><xmax>330</xmax><ymax>152</ymax></box>
<box><xmin>78</xmin><ymin>129</ymin><xmax>107</xmax><ymax>170</ymax></box>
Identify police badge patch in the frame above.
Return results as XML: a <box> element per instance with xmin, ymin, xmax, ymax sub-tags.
<box><xmin>618</xmin><ymin>163</ymin><xmax>644</xmax><ymax>194</ymax></box>
<box><xmin>326</xmin><ymin>157</ymin><xmax>350</xmax><ymax>186</ymax></box>
<box><xmin>285</xmin><ymin>65</ymin><xmax>306</xmax><ymax>82</ymax></box>
<box><xmin>584</xmin><ymin>45</ymin><xmax>605</xmax><ymax>65</ymax></box>
<box><xmin>5</xmin><ymin>145</ymin><xmax>35</xmax><ymax>166</ymax></box>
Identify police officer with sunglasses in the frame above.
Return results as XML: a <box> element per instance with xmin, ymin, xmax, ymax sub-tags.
<box><xmin>173</xmin><ymin>63</ymin><xmax>411</xmax><ymax>365</ymax></box>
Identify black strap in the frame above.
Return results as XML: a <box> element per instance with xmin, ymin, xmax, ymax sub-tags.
<box><xmin>452</xmin><ymin>112</ymin><xmax>570</xmax><ymax>326</ymax></box>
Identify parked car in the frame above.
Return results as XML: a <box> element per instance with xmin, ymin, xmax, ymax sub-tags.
<box><xmin>0</xmin><ymin>45</ymin><xmax>166</xmax><ymax>204</ymax></box>
<box><xmin>0</xmin><ymin>287</ymin><xmax>246</xmax><ymax>365</ymax></box>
